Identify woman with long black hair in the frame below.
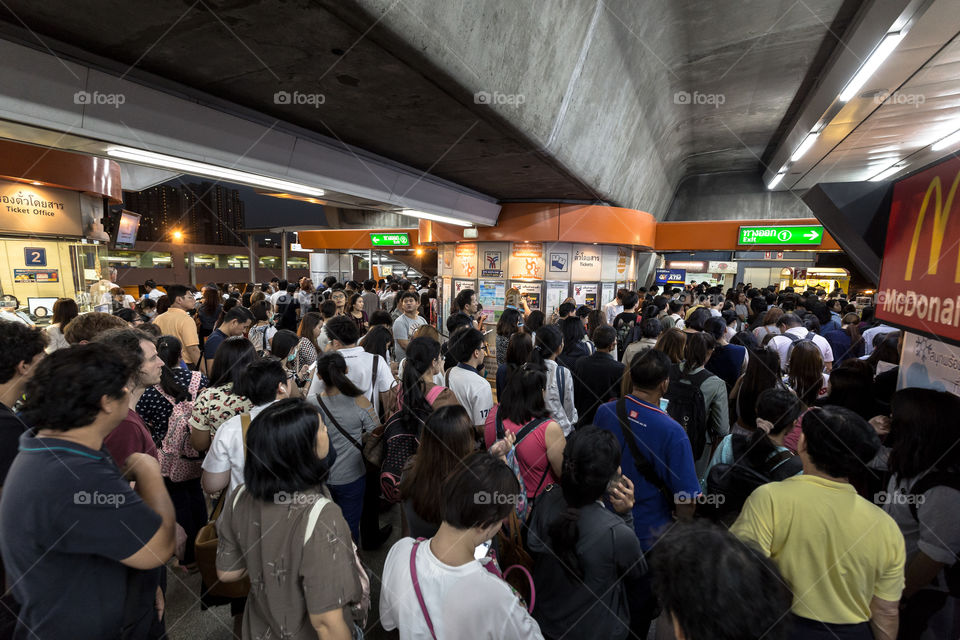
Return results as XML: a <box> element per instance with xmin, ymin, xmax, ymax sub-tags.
<box><xmin>528</xmin><ymin>426</ymin><xmax>644</xmax><ymax>640</ymax></box>
<box><xmin>397</xmin><ymin>337</ymin><xmax>457</xmax><ymax>413</ymax></box>
<box><xmin>310</xmin><ymin>352</ymin><xmax>380</xmax><ymax>541</ymax></box>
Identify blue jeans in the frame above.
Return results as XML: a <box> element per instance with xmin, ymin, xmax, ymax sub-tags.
<box><xmin>329</xmin><ymin>476</ymin><xmax>365</xmax><ymax>542</ymax></box>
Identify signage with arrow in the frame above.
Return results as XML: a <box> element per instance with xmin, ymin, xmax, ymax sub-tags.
<box><xmin>738</xmin><ymin>225</ymin><xmax>824</xmax><ymax>246</ymax></box>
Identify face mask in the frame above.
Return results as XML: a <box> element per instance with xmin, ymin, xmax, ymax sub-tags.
<box><xmin>287</xmin><ymin>351</ymin><xmax>297</xmax><ymax>362</ymax></box>
<box><xmin>145</xmin><ymin>310</ymin><xmax>156</xmax><ymax>318</ymax></box>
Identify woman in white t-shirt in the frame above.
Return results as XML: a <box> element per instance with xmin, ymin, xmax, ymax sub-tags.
<box><xmin>380</xmin><ymin>452</ymin><xmax>543</xmax><ymax>640</ymax></box>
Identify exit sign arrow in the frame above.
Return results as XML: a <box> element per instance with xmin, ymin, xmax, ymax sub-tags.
<box><xmin>738</xmin><ymin>225</ymin><xmax>824</xmax><ymax>246</ymax></box>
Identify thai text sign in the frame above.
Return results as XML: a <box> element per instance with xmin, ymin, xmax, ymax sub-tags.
<box><xmin>877</xmin><ymin>155</ymin><xmax>960</xmax><ymax>343</ymax></box>
<box><xmin>738</xmin><ymin>225</ymin><xmax>823</xmax><ymax>245</ymax></box>
<box><xmin>370</xmin><ymin>232</ymin><xmax>410</xmax><ymax>247</ymax></box>
<box><xmin>0</xmin><ymin>180</ymin><xmax>83</xmax><ymax>237</ymax></box>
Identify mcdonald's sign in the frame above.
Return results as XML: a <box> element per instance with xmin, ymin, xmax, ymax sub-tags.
<box><xmin>877</xmin><ymin>155</ymin><xmax>960</xmax><ymax>343</ymax></box>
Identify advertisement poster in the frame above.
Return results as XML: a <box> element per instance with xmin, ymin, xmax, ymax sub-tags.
<box><xmin>454</xmin><ymin>243</ymin><xmax>477</xmax><ymax>278</ymax></box>
<box><xmin>442</xmin><ymin>246</ymin><xmax>454</xmax><ymax>272</ymax></box>
<box><xmin>602</xmin><ymin>246</ymin><xmax>632</xmax><ymax>280</ymax></box>
<box><xmin>898</xmin><ymin>332</ymin><xmax>960</xmax><ymax>395</ymax></box>
<box><xmin>548</xmin><ymin>247</ymin><xmax>570</xmax><ymax>275</ymax></box>
<box><xmin>571</xmin><ymin>244</ymin><xmax>602</xmax><ymax>281</ymax></box>
<box><xmin>509</xmin><ymin>242</ymin><xmax>545</xmax><ymax>280</ymax></box>
<box><xmin>477</xmin><ymin>280</ymin><xmax>507</xmax><ymax>322</ymax></box>
<box><xmin>573</xmin><ymin>283</ymin><xmax>598</xmax><ymax>309</ymax></box>
<box><xmin>511</xmin><ymin>281</ymin><xmax>542</xmax><ymax>310</ymax></box>
<box><xmin>545</xmin><ymin>281</ymin><xmax>569</xmax><ymax>318</ymax></box>
<box><xmin>601</xmin><ymin>282</ymin><xmax>617</xmax><ymax>307</ymax></box>
<box><xmin>13</xmin><ymin>269</ymin><xmax>59</xmax><ymax>283</ymax></box>
<box><xmin>454</xmin><ymin>279</ymin><xmax>475</xmax><ymax>300</ymax></box>
<box><xmin>481</xmin><ymin>250</ymin><xmax>504</xmax><ymax>278</ymax></box>
<box><xmin>655</xmin><ymin>269</ymin><xmax>686</xmax><ymax>286</ymax></box>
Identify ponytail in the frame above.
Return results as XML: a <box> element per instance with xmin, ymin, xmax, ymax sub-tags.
<box><xmin>400</xmin><ymin>337</ymin><xmax>440</xmax><ymax>423</ymax></box>
<box><xmin>529</xmin><ymin>324</ymin><xmax>562</xmax><ymax>367</ymax></box>
<box><xmin>316</xmin><ymin>352</ymin><xmax>363</xmax><ymax>397</ymax></box>
<box><xmin>547</xmin><ymin>426</ymin><xmax>621</xmax><ymax>581</ymax></box>
<box><xmin>156</xmin><ymin>336</ymin><xmax>187</xmax><ymax>402</ymax></box>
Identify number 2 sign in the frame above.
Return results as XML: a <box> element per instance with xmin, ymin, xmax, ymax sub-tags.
<box><xmin>24</xmin><ymin>247</ymin><xmax>47</xmax><ymax>267</ymax></box>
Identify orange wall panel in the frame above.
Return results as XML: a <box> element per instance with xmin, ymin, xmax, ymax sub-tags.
<box><xmin>558</xmin><ymin>205</ymin><xmax>656</xmax><ymax>248</ymax></box>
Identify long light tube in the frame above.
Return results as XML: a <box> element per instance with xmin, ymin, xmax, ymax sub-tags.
<box><xmin>402</xmin><ymin>209</ymin><xmax>474</xmax><ymax>227</ymax></box>
<box><xmin>790</xmin><ymin>131</ymin><xmax>820</xmax><ymax>162</ymax></box>
<box><xmin>106</xmin><ymin>147</ymin><xmax>325</xmax><ymax>197</ymax></box>
<box><xmin>838</xmin><ymin>32</ymin><xmax>904</xmax><ymax>102</ymax></box>
<box><xmin>932</xmin><ymin>128</ymin><xmax>960</xmax><ymax>152</ymax></box>
<box><xmin>767</xmin><ymin>170</ymin><xmax>787</xmax><ymax>190</ymax></box>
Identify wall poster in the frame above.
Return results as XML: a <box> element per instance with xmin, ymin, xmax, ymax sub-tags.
<box><xmin>571</xmin><ymin>244</ymin><xmax>602</xmax><ymax>281</ymax></box>
<box><xmin>454</xmin><ymin>243</ymin><xmax>477</xmax><ymax>278</ymax></box>
<box><xmin>509</xmin><ymin>242</ymin><xmax>545</xmax><ymax>280</ymax></box>
<box><xmin>511</xmin><ymin>281</ymin><xmax>542</xmax><ymax>311</ymax></box>
<box><xmin>573</xmin><ymin>283</ymin><xmax>598</xmax><ymax>309</ymax></box>
<box><xmin>545</xmin><ymin>281</ymin><xmax>569</xmax><ymax>318</ymax></box>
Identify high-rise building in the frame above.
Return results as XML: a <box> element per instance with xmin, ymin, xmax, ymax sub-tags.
<box><xmin>120</xmin><ymin>181</ymin><xmax>246</xmax><ymax>246</ymax></box>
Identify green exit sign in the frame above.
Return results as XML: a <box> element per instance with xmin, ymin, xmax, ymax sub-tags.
<box><xmin>738</xmin><ymin>225</ymin><xmax>823</xmax><ymax>246</ymax></box>
<box><xmin>370</xmin><ymin>233</ymin><xmax>410</xmax><ymax>247</ymax></box>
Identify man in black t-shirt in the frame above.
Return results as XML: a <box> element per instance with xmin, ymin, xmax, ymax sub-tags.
<box><xmin>0</xmin><ymin>344</ymin><xmax>176</xmax><ymax>640</ymax></box>
<box><xmin>0</xmin><ymin>322</ymin><xmax>47</xmax><ymax>486</ymax></box>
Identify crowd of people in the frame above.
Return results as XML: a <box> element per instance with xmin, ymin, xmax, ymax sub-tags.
<box><xmin>0</xmin><ymin>274</ymin><xmax>956</xmax><ymax>640</ymax></box>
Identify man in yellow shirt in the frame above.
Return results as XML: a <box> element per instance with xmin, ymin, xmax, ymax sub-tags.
<box><xmin>151</xmin><ymin>284</ymin><xmax>201</xmax><ymax>366</ymax></box>
<box><xmin>732</xmin><ymin>406</ymin><xmax>905</xmax><ymax>640</ymax></box>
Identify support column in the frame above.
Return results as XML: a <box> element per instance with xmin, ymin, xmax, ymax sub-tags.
<box><xmin>248</xmin><ymin>233</ymin><xmax>257</xmax><ymax>283</ymax></box>
<box><xmin>187</xmin><ymin>252</ymin><xmax>196</xmax><ymax>287</ymax></box>
<box><xmin>368</xmin><ymin>249</ymin><xmax>373</xmax><ymax>279</ymax></box>
<box><xmin>281</xmin><ymin>229</ymin><xmax>289</xmax><ymax>281</ymax></box>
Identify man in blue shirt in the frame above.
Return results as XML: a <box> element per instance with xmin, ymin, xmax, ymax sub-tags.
<box><xmin>594</xmin><ymin>349</ymin><xmax>700</xmax><ymax>550</ymax></box>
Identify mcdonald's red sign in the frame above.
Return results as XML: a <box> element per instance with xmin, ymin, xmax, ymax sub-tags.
<box><xmin>877</xmin><ymin>154</ymin><xmax>960</xmax><ymax>343</ymax></box>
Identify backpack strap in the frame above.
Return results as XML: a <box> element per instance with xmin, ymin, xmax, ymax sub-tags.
<box><xmin>495</xmin><ymin>405</ymin><xmax>505</xmax><ymax>440</ymax></box>
<box><xmin>410</xmin><ymin>539</ymin><xmax>438</xmax><ymax>640</ymax></box>
<box><xmin>303</xmin><ymin>494</ymin><xmax>332</xmax><ymax>546</ymax></box>
<box><xmin>689</xmin><ymin>369</ymin><xmax>714</xmax><ymax>388</ymax></box>
<box><xmin>444</xmin><ymin>368</ymin><xmax>452</xmax><ymax>388</ymax></box>
<box><xmin>370</xmin><ymin>355</ymin><xmax>380</xmax><ymax>405</ymax></box>
<box><xmin>425</xmin><ymin>384</ymin><xmax>446</xmax><ymax>406</ymax></box>
<box><xmin>317</xmin><ymin>395</ymin><xmax>364</xmax><ymax>453</ymax></box>
<box><xmin>240</xmin><ymin>413</ymin><xmax>252</xmax><ymax>455</ymax></box>
<box><xmin>188</xmin><ymin>371</ymin><xmax>203</xmax><ymax>399</ymax></box>
<box><xmin>556</xmin><ymin>366</ymin><xmax>565</xmax><ymax>407</ymax></box>
<box><xmin>616</xmin><ymin>398</ymin><xmax>675</xmax><ymax>508</ymax></box>
<box><xmin>908</xmin><ymin>471</ymin><xmax>960</xmax><ymax>520</ymax></box>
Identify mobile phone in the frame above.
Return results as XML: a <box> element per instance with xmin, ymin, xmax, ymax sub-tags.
<box><xmin>474</xmin><ymin>540</ymin><xmax>492</xmax><ymax>560</ymax></box>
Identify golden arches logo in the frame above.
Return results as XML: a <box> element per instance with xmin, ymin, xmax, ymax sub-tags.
<box><xmin>905</xmin><ymin>169</ymin><xmax>960</xmax><ymax>282</ymax></box>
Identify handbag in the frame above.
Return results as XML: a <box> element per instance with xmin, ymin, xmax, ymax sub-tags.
<box><xmin>194</xmin><ymin>413</ymin><xmax>253</xmax><ymax>600</ymax></box>
<box><xmin>195</xmin><ymin>487</ymin><xmax>251</xmax><ymax>599</ymax></box>
<box><xmin>317</xmin><ymin>395</ymin><xmax>383</xmax><ymax>472</ymax></box>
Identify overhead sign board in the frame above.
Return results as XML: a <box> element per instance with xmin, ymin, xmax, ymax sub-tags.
<box><xmin>655</xmin><ymin>269</ymin><xmax>686</xmax><ymax>285</ymax></box>
<box><xmin>0</xmin><ymin>180</ymin><xmax>83</xmax><ymax>237</ymax></box>
<box><xmin>738</xmin><ymin>225</ymin><xmax>823</xmax><ymax>246</ymax></box>
<box><xmin>370</xmin><ymin>232</ymin><xmax>410</xmax><ymax>247</ymax></box>
<box><xmin>877</xmin><ymin>154</ymin><xmax>960</xmax><ymax>344</ymax></box>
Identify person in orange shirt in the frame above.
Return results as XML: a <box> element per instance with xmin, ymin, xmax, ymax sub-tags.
<box><xmin>151</xmin><ymin>284</ymin><xmax>201</xmax><ymax>366</ymax></box>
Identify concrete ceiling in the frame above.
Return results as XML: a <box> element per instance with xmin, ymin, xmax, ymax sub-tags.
<box><xmin>0</xmin><ymin>0</ymin><xmax>858</xmax><ymax>218</ymax></box>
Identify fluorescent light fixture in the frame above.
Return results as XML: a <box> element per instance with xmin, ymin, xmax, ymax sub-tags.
<box><xmin>870</xmin><ymin>163</ymin><xmax>904</xmax><ymax>182</ymax></box>
<box><xmin>790</xmin><ymin>131</ymin><xmax>820</xmax><ymax>162</ymax></box>
<box><xmin>106</xmin><ymin>146</ymin><xmax>325</xmax><ymax>197</ymax></box>
<box><xmin>932</xmin><ymin>128</ymin><xmax>960</xmax><ymax>152</ymax></box>
<box><xmin>838</xmin><ymin>32</ymin><xmax>904</xmax><ymax>102</ymax></box>
<box><xmin>402</xmin><ymin>209</ymin><xmax>473</xmax><ymax>227</ymax></box>
<box><xmin>767</xmin><ymin>170</ymin><xmax>787</xmax><ymax>190</ymax></box>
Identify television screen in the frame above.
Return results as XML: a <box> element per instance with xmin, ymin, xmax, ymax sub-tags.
<box><xmin>115</xmin><ymin>210</ymin><xmax>141</xmax><ymax>249</ymax></box>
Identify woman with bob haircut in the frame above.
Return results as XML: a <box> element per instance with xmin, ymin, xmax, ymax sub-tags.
<box><xmin>215</xmin><ymin>398</ymin><xmax>365</xmax><ymax>640</ymax></box>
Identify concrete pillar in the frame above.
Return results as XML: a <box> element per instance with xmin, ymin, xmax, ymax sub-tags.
<box><xmin>248</xmin><ymin>233</ymin><xmax>257</xmax><ymax>283</ymax></box>
<box><xmin>281</xmin><ymin>230</ymin><xmax>288</xmax><ymax>281</ymax></box>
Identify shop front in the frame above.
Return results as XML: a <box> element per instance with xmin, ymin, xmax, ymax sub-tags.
<box><xmin>0</xmin><ymin>141</ymin><xmax>122</xmax><ymax>317</ymax></box>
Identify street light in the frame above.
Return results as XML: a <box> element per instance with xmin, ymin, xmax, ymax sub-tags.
<box><xmin>171</xmin><ymin>230</ymin><xmax>184</xmax><ymax>242</ymax></box>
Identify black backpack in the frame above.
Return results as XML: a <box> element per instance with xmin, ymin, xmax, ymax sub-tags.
<box><xmin>706</xmin><ymin>436</ymin><xmax>799</xmax><ymax>518</ymax></box>
<box><xmin>783</xmin><ymin>330</ymin><xmax>816</xmax><ymax>361</ymax></box>
<box><xmin>614</xmin><ymin>315</ymin><xmax>640</xmax><ymax>358</ymax></box>
<box><xmin>664</xmin><ymin>365</ymin><xmax>713</xmax><ymax>458</ymax></box>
